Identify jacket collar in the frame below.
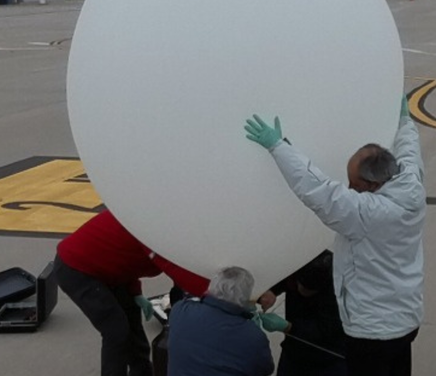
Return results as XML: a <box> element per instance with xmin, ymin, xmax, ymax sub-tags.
<box><xmin>202</xmin><ymin>295</ymin><xmax>252</xmax><ymax>319</ymax></box>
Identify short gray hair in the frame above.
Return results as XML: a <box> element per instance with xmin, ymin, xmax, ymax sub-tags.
<box><xmin>358</xmin><ymin>143</ymin><xmax>399</xmax><ymax>184</ymax></box>
<box><xmin>208</xmin><ymin>266</ymin><xmax>254</xmax><ymax>307</ymax></box>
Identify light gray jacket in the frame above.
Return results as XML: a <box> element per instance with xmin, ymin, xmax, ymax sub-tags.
<box><xmin>270</xmin><ymin>115</ymin><xmax>425</xmax><ymax>339</ymax></box>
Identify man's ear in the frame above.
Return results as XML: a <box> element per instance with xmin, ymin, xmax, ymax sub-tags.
<box><xmin>368</xmin><ymin>181</ymin><xmax>383</xmax><ymax>192</ymax></box>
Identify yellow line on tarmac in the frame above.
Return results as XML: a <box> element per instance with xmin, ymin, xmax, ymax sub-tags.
<box><xmin>408</xmin><ymin>80</ymin><xmax>436</xmax><ymax>128</ymax></box>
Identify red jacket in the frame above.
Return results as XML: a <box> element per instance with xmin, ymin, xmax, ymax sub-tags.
<box><xmin>57</xmin><ymin>210</ymin><xmax>209</xmax><ymax>296</ymax></box>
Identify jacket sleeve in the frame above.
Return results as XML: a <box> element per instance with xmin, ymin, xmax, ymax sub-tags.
<box><xmin>127</xmin><ymin>279</ymin><xmax>142</xmax><ymax>296</ymax></box>
<box><xmin>269</xmin><ymin>274</ymin><xmax>297</xmax><ymax>297</ymax></box>
<box><xmin>392</xmin><ymin>115</ymin><xmax>424</xmax><ymax>182</ymax></box>
<box><xmin>141</xmin><ymin>246</ymin><xmax>210</xmax><ymax>297</ymax></box>
<box><xmin>128</xmin><ymin>261</ymin><xmax>162</xmax><ymax>295</ymax></box>
<box><xmin>270</xmin><ymin>141</ymin><xmax>367</xmax><ymax>240</ymax></box>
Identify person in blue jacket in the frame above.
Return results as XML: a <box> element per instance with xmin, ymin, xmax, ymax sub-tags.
<box><xmin>243</xmin><ymin>95</ymin><xmax>425</xmax><ymax>376</ymax></box>
<box><xmin>168</xmin><ymin>266</ymin><xmax>275</xmax><ymax>376</ymax></box>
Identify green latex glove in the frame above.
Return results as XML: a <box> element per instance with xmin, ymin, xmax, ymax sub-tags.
<box><xmin>401</xmin><ymin>94</ymin><xmax>410</xmax><ymax>118</ymax></box>
<box><xmin>245</xmin><ymin>115</ymin><xmax>282</xmax><ymax>149</ymax></box>
<box><xmin>259</xmin><ymin>313</ymin><xmax>290</xmax><ymax>333</ymax></box>
<box><xmin>134</xmin><ymin>295</ymin><xmax>154</xmax><ymax>321</ymax></box>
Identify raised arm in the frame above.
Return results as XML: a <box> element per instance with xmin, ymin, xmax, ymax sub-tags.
<box><xmin>244</xmin><ymin>115</ymin><xmax>367</xmax><ymax>240</ymax></box>
<box><xmin>391</xmin><ymin>95</ymin><xmax>424</xmax><ymax>181</ymax></box>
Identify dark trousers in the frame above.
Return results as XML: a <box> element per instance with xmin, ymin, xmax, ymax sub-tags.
<box><xmin>345</xmin><ymin>329</ymin><xmax>419</xmax><ymax>376</ymax></box>
<box><xmin>276</xmin><ymin>350</ymin><xmax>347</xmax><ymax>376</ymax></box>
<box><xmin>54</xmin><ymin>256</ymin><xmax>153</xmax><ymax>376</ymax></box>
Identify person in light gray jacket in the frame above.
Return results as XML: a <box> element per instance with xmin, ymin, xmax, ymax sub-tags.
<box><xmin>243</xmin><ymin>95</ymin><xmax>425</xmax><ymax>376</ymax></box>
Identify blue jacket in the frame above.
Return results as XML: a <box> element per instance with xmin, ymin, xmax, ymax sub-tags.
<box><xmin>168</xmin><ymin>296</ymin><xmax>274</xmax><ymax>376</ymax></box>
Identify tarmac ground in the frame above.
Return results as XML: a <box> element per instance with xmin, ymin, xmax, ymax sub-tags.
<box><xmin>0</xmin><ymin>1</ymin><xmax>435</xmax><ymax>375</ymax></box>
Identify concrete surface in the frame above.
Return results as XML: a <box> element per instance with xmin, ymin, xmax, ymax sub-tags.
<box><xmin>0</xmin><ymin>1</ymin><xmax>435</xmax><ymax>375</ymax></box>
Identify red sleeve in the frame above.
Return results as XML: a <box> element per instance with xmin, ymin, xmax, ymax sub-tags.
<box><xmin>144</xmin><ymin>261</ymin><xmax>164</xmax><ymax>278</ymax></box>
<box><xmin>142</xmin><ymin>246</ymin><xmax>209</xmax><ymax>297</ymax></box>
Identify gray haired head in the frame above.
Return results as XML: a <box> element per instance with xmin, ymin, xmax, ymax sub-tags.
<box><xmin>208</xmin><ymin>266</ymin><xmax>254</xmax><ymax>308</ymax></box>
<box><xmin>358</xmin><ymin>143</ymin><xmax>399</xmax><ymax>184</ymax></box>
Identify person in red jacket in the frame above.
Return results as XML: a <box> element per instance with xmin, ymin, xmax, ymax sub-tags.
<box><xmin>53</xmin><ymin>209</ymin><xmax>209</xmax><ymax>376</ymax></box>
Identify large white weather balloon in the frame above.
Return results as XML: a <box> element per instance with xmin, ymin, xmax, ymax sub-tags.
<box><xmin>67</xmin><ymin>0</ymin><xmax>403</xmax><ymax>297</ymax></box>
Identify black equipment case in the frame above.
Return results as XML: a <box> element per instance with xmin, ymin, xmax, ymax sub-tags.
<box><xmin>0</xmin><ymin>267</ymin><xmax>36</xmax><ymax>306</ymax></box>
<box><xmin>0</xmin><ymin>262</ymin><xmax>58</xmax><ymax>333</ymax></box>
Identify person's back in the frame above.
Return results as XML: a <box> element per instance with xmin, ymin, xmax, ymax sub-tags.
<box><xmin>332</xmin><ymin>114</ymin><xmax>426</xmax><ymax>339</ymax></box>
<box><xmin>168</xmin><ymin>267</ymin><xmax>274</xmax><ymax>376</ymax></box>
<box><xmin>57</xmin><ymin>210</ymin><xmax>161</xmax><ymax>287</ymax></box>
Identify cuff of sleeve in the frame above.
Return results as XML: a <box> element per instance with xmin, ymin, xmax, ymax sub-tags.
<box><xmin>268</xmin><ymin>139</ymin><xmax>286</xmax><ymax>152</ymax></box>
<box><xmin>270</xmin><ymin>284</ymin><xmax>284</xmax><ymax>296</ymax></box>
<box><xmin>400</xmin><ymin>114</ymin><xmax>412</xmax><ymax>124</ymax></box>
<box><xmin>284</xmin><ymin>322</ymin><xmax>292</xmax><ymax>333</ymax></box>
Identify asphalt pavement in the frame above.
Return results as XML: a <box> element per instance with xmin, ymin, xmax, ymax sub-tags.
<box><xmin>0</xmin><ymin>1</ymin><xmax>435</xmax><ymax>375</ymax></box>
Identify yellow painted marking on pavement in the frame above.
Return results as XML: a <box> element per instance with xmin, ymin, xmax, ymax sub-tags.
<box><xmin>0</xmin><ymin>158</ymin><xmax>102</xmax><ymax>236</ymax></box>
<box><xmin>408</xmin><ymin>80</ymin><xmax>436</xmax><ymax>128</ymax></box>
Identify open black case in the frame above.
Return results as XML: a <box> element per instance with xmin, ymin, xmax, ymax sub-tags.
<box><xmin>0</xmin><ymin>262</ymin><xmax>58</xmax><ymax>333</ymax></box>
<box><xmin>0</xmin><ymin>267</ymin><xmax>36</xmax><ymax>306</ymax></box>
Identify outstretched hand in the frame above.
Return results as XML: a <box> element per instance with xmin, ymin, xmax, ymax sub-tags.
<box><xmin>244</xmin><ymin>115</ymin><xmax>282</xmax><ymax>149</ymax></box>
<box><xmin>134</xmin><ymin>295</ymin><xmax>154</xmax><ymax>321</ymax></box>
<box><xmin>259</xmin><ymin>312</ymin><xmax>291</xmax><ymax>333</ymax></box>
<box><xmin>258</xmin><ymin>290</ymin><xmax>277</xmax><ymax>312</ymax></box>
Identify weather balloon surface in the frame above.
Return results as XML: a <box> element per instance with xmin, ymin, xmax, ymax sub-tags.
<box><xmin>67</xmin><ymin>0</ymin><xmax>403</xmax><ymax>297</ymax></box>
